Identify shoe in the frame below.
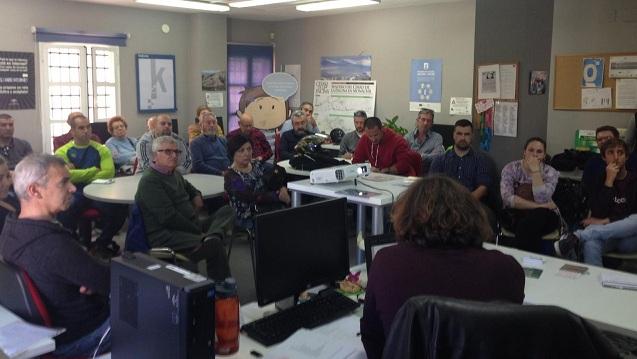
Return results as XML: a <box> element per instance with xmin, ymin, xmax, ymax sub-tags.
<box><xmin>554</xmin><ymin>233</ymin><xmax>579</xmax><ymax>258</ymax></box>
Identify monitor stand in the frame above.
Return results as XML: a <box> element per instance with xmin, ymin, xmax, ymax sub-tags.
<box><xmin>275</xmin><ymin>296</ymin><xmax>296</xmax><ymax>311</ymax></box>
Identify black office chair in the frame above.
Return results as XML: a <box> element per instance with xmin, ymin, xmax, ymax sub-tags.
<box><xmin>0</xmin><ymin>260</ymin><xmax>51</xmax><ymax>327</ymax></box>
<box><xmin>383</xmin><ymin>296</ymin><xmax>620</xmax><ymax>359</ymax></box>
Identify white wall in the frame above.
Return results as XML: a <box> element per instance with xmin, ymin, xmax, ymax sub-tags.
<box><xmin>229</xmin><ymin>1</ymin><xmax>476</xmax><ymax>130</ymax></box>
<box><xmin>547</xmin><ymin>0</ymin><xmax>637</xmax><ymax>155</ymax></box>
<box><xmin>0</xmin><ymin>0</ymin><xmax>227</xmax><ymax>153</ymax></box>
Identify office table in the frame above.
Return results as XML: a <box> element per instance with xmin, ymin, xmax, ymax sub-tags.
<box><xmin>287</xmin><ymin>173</ymin><xmax>416</xmax><ymax>235</ymax></box>
<box><xmin>0</xmin><ymin>305</ymin><xmax>55</xmax><ymax>359</ymax></box>
<box><xmin>486</xmin><ymin>243</ymin><xmax>637</xmax><ymax>338</ymax></box>
<box><xmin>82</xmin><ymin>173</ymin><xmax>225</xmax><ymax>204</ymax></box>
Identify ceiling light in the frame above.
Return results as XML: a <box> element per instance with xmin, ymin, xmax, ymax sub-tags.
<box><xmin>296</xmin><ymin>0</ymin><xmax>379</xmax><ymax>12</ymax></box>
<box><xmin>229</xmin><ymin>0</ymin><xmax>296</xmax><ymax>8</ymax></box>
<box><xmin>135</xmin><ymin>0</ymin><xmax>230</xmax><ymax>12</ymax></box>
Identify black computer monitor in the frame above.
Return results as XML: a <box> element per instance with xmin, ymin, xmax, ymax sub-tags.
<box><xmin>254</xmin><ymin>198</ymin><xmax>349</xmax><ymax>307</ymax></box>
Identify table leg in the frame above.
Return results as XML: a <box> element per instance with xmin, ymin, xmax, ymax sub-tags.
<box><xmin>371</xmin><ymin>207</ymin><xmax>384</xmax><ymax>235</ymax></box>
<box><xmin>291</xmin><ymin>191</ymin><xmax>301</xmax><ymax>208</ymax></box>
<box><xmin>356</xmin><ymin>204</ymin><xmax>366</xmax><ymax>264</ymax></box>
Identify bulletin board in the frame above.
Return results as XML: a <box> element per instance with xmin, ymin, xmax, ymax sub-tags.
<box><xmin>553</xmin><ymin>52</ymin><xmax>637</xmax><ymax>111</ymax></box>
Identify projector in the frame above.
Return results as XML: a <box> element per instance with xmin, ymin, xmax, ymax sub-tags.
<box><xmin>309</xmin><ymin>163</ymin><xmax>372</xmax><ymax>184</ymax></box>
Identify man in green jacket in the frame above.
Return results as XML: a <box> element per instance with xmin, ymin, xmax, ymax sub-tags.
<box><xmin>55</xmin><ymin>112</ymin><xmax>126</xmax><ymax>257</ymax></box>
<box><xmin>135</xmin><ymin>135</ymin><xmax>232</xmax><ymax>280</ymax></box>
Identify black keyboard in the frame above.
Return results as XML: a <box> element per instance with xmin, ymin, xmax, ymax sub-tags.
<box><xmin>603</xmin><ymin>331</ymin><xmax>637</xmax><ymax>358</ymax></box>
<box><xmin>241</xmin><ymin>289</ymin><xmax>360</xmax><ymax>346</ymax></box>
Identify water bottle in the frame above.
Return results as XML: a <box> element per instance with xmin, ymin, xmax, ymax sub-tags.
<box><xmin>215</xmin><ymin>277</ymin><xmax>240</xmax><ymax>355</ymax></box>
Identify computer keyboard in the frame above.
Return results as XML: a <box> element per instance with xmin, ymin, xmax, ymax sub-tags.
<box><xmin>241</xmin><ymin>289</ymin><xmax>360</xmax><ymax>346</ymax></box>
<box><xmin>603</xmin><ymin>330</ymin><xmax>637</xmax><ymax>358</ymax></box>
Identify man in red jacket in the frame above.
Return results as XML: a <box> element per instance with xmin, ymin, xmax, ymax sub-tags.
<box><xmin>352</xmin><ymin>117</ymin><xmax>415</xmax><ymax>176</ymax></box>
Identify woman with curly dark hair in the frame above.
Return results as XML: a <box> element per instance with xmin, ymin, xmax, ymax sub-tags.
<box><xmin>360</xmin><ymin>175</ymin><xmax>525</xmax><ymax>359</ymax></box>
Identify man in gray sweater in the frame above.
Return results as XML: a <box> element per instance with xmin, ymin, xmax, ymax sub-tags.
<box><xmin>339</xmin><ymin>110</ymin><xmax>367</xmax><ymax>159</ymax></box>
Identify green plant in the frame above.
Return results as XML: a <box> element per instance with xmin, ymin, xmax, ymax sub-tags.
<box><xmin>383</xmin><ymin>115</ymin><xmax>408</xmax><ymax>136</ymax></box>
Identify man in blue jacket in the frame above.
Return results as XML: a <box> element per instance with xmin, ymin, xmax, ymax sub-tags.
<box><xmin>190</xmin><ymin>112</ymin><xmax>229</xmax><ymax>175</ymax></box>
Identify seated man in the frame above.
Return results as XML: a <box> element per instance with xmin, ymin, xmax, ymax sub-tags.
<box><xmin>339</xmin><ymin>110</ymin><xmax>366</xmax><ymax>160</ymax></box>
<box><xmin>556</xmin><ymin>139</ymin><xmax>637</xmax><ymax>266</ymax></box>
<box><xmin>0</xmin><ymin>154</ymin><xmax>110</xmax><ymax>357</ymax></box>
<box><xmin>430</xmin><ymin>119</ymin><xmax>492</xmax><ymax>201</ymax></box>
<box><xmin>227</xmin><ymin>112</ymin><xmax>272</xmax><ymax>162</ymax></box>
<box><xmin>404</xmin><ymin>108</ymin><xmax>444</xmax><ymax>171</ymax></box>
<box><xmin>190</xmin><ymin>112</ymin><xmax>229</xmax><ymax>175</ymax></box>
<box><xmin>280</xmin><ymin>110</ymin><xmax>309</xmax><ymax>161</ymax></box>
<box><xmin>137</xmin><ymin>113</ymin><xmax>192</xmax><ymax>174</ymax></box>
<box><xmin>53</xmin><ymin>113</ymin><xmax>101</xmax><ymax>151</ymax></box>
<box><xmin>581</xmin><ymin>125</ymin><xmax>619</xmax><ymax>197</ymax></box>
<box><xmin>0</xmin><ymin>113</ymin><xmax>32</xmax><ymax>170</ymax></box>
<box><xmin>135</xmin><ymin>136</ymin><xmax>232</xmax><ymax>280</ymax></box>
<box><xmin>188</xmin><ymin>105</ymin><xmax>225</xmax><ymax>143</ymax></box>
<box><xmin>352</xmin><ymin>117</ymin><xmax>414</xmax><ymax>175</ymax></box>
<box><xmin>280</xmin><ymin>102</ymin><xmax>320</xmax><ymax>134</ymax></box>
<box><xmin>55</xmin><ymin>112</ymin><xmax>126</xmax><ymax>256</ymax></box>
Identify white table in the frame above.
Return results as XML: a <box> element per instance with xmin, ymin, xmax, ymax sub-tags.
<box><xmin>486</xmin><ymin>243</ymin><xmax>637</xmax><ymax>337</ymax></box>
<box><xmin>83</xmin><ymin>173</ymin><xmax>225</xmax><ymax>204</ymax></box>
<box><xmin>288</xmin><ymin>173</ymin><xmax>416</xmax><ymax>235</ymax></box>
<box><xmin>0</xmin><ymin>305</ymin><xmax>55</xmax><ymax>359</ymax></box>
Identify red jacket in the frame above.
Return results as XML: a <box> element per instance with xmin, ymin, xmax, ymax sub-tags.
<box><xmin>353</xmin><ymin>128</ymin><xmax>417</xmax><ymax>176</ymax></box>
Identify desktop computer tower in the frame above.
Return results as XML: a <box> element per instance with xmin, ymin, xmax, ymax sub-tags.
<box><xmin>111</xmin><ymin>253</ymin><xmax>216</xmax><ymax>359</ymax></box>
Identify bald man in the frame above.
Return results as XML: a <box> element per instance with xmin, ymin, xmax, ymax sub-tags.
<box><xmin>227</xmin><ymin>112</ymin><xmax>273</xmax><ymax>162</ymax></box>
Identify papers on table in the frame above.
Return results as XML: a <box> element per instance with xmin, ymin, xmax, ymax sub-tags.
<box><xmin>0</xmin><ymin>320</ymin><xmax>63</xmax><ymax>359</ymax></box>
<box><xmin>600</xmin><ymin>273</ymin><xmax>637</xmax><ymax>291</ymax></box>
<box><xmin>265</xmin><ymin>316</ymin><xmax>365</xmax><ymax>359</ymax></box>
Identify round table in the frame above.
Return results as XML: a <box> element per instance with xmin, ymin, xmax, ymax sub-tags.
<box><xmin>83</xmin><ymin>173</ymin><xmax>225</xmax><ymax>204</ymax></box>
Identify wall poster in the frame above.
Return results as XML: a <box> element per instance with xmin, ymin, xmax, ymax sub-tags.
<box><xmin>0</xmin><ymin>51</ymin><xmax>35</xmax><ymax>109</ymax></box>
<box><xmin>136</xmin><ymin>54</ymin><xmax>176</xmax><ymax>112</ymax></box>
<box><xmin>313</xmin><ymin>80</ymin><xmax>376</xmax><ymax>133</ymax></box>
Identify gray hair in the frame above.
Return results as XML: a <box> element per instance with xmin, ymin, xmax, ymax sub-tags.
<box><xmin>151</xmin><ymin>135</ymin><xmax>178</xmax><ymax>154</ymax></box>
<box><xmin>291</xmin><ymin>110</ymin><xmax>305</xmax><ymax>120</ymax></box>
<box><xmin>14</xmin><ymin>154</ymin><xmax>66</xmax><ymax>200</ymax></box>
<box><xmin>418</xmin><ymin>108</ymin><xmax>435</xmax><ymax>120</ymax></box>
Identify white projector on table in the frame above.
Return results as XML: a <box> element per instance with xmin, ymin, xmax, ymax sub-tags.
<box><xmin>309</xmin><ymin>163</ymin><xmax>372</xmax><ymax>184</ymax></box>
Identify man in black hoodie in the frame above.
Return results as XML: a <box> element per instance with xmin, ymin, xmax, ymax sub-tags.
<box><xmin>0</xmin><ymin>154</ymin><xmax>110</xmax><ymax>357</ymax></box>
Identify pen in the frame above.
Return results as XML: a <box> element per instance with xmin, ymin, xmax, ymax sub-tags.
<box><xmin>250</xmin><ymin>349</ymin><xmax>263</xmax><ymax>357</ymax></box>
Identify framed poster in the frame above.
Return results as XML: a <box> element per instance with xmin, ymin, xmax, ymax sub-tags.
<box><xmin>136</xmin><ymin>54</ymin><xmax>176</xmax><ymax>112</ymax></box>
<box><xmin>0</xmin><ymin>51</ymin><xmax>35</xmax><ymax>109</ymax></box>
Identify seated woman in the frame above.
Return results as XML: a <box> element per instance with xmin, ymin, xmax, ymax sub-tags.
<box><xmin>360</xmin><ymin>175</ymin><xmax>524</xmax><ymax>359</ymax></box>
<box><xmin>500</xmin><ymin>137</ymin><xmax>561</xmax><ymax>253</ymax></box>
<box><xmin>224</xmin><ymin>134</ymin><xmax>290</xmax><ymax>230</ymax></box>
<box><xmin>0</xmin><ymin>155</ymin><xmax>17</xmax><ymax>233</ymax></box>
<box><xmin>105</xmin><ymin>116</ymin><xmax>138</xmax><ymax>173</ymax></box>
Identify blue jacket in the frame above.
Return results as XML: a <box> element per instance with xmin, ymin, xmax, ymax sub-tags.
<box><xmin>190</xmin><ymin>134</ymin><xmax>229</xmax><ymax>175</ymax></box>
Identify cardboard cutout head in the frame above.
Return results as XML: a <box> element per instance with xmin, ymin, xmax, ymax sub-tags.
<box><xmin>238</xmin><ymin>86</ymin><xmax>289</xmax><ymax>130</ymax></box>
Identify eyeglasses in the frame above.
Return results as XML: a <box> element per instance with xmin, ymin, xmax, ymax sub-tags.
<box><xmin>157</xmin><ymin>149</ymin><xmax>182</xmax><ymax>156</ymax></box>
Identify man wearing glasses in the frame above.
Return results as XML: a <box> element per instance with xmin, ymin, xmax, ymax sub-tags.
<box><xmin>137</xmin><ymin>113</ymin><xmax>192</xmax><ymax>174</ymax></box>
<box><xmin>135</xmin><ymin>136</ymin><xmax>232</xmax><ymax>281</ymax></box>
<box><xmin>280</xmin><ymin>101</ymin><xmax>320</xmax><ymax>134</ymax></box>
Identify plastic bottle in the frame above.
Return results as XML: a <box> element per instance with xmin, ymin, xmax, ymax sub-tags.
<box><xmin>215</xmin><ymin>277</ymin><xmax>240</xmax><ymax>355</ymax></box>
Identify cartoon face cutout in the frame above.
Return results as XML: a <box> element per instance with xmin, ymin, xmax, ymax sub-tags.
<box><xmin>245</xmin><ymin>96</ymin><xmax>287</xmax><ymax>130</ymax></box>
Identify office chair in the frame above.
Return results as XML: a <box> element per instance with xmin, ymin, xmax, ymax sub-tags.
<box><xmin>0</xmin><ymin>260</ymin><xmax>51</xmax><ymax>327</ymax></box>
<box><xmin>125</xmin><ymin>203</ymin><xmax>196</xmax><ymax>271</ymax></box>
<box><xmin>383</xmin><ymin>295</ymin><xmax>620</xmax><ymax>359</ymax></box>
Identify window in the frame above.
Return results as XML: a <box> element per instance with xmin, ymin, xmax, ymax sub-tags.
<box><xmin>39</xmin><ymin>43</ymin><xmax>120</xmax><ymax>152</ymax></box>
<box><xmin>227</xmin><ymin>44</ymin><xmax>273</xmax><ymax>132</ymax></box>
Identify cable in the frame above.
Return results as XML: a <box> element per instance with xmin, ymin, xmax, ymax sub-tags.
<box><xmin>92</xmin><ymin>325</ymin><xmax>111</xmax><ymax>359</ymax></box>
<box><xmin>356</xmin><ymin>178</ymin><xmax>395</xmax><ymax>204</ymax></box>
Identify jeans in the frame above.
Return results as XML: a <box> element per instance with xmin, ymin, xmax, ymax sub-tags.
<box><xmin>52</xmin><ymin>317</ymin><xmax>111</xmax><ymax>357</ymax></box>
<box><xmin>576</xmin><ymin>214</ymin><xmax>637</xmax><ymax>267</ymax></box>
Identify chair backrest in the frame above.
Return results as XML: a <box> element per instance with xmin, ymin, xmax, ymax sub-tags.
<box><xmin>274</xmin><ymin>130</ymin><xmax>282</xmax><ymax>163</ymax></box>
<box><xmin>124</xmin><ymin>203</ymin><xmax>150</xmax><ymax>253</ymax></box>
<box><xmin>0</xmin><ymin>260</ymin><xmax>52</xmax><ymax>326</ymax></box>
<box><xmin>383</xmin><ymin>295</ymin><xmax>620</xmax><ymax>359</ymax></box>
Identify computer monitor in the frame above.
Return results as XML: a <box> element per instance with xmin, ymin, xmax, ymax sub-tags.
<box><xmin>363</xmin><ymin>233</ymin><xmax>397</xmax><ymax>274</ymax></box>
<box><xmin>254</xmin><ymin>198</ymin><xmax>349</xmax><ymax>306</ymax></box>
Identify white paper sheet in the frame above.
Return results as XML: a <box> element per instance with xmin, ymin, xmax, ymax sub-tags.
<box><xmin>493</xmin><ymin>101</ymin><xmax>518</xmax><ymax>137</ymax></box>
<box><xmin>449</xmin><ymin>97</ymin><xmax>472</xmax><ymax>115</ymax></box>
<box><xmin>615</xmin><ymin>79</ymin><xmax>637</xmax><ymax>109</ymax></box>
<box><xmin>581</xmin><ymin>87</ymin><xmax>612</xmax><ymax>109</ymax></box>
<box><xmin>0</xmin><ymin>321</ymin><xmax>63</xmax><ymax>359</ymax></box>
<box><xmin>499</xmin><ymin>64</ymin><xmax>517</xmax><ymax>100</ymax></box>
<box><xmin>265</xmin><ymin>328</ymin><xmax>365</xmax><ymax>359</ymax></box>
<box><xmin>478</xmin><ymin>64</ymin><xmax>500</xmax><ymax>99</ymax></box>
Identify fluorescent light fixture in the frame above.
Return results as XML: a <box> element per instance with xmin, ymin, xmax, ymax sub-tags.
<box><xmin>229</xmin><ymin>0</ymin><xmax>296</xmax><ymax>8</ymax></box>
<box><xmin>135</xmin><ymin>0</ymin><xmax>230</xmax><ymax>12</ymax></box>
<box><xmin>296</xmin><ymin>0</ymin><xmax>379</xmax><ymax>12</ymax></box>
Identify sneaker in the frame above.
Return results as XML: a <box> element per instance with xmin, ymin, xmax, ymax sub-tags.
<box><xmin>554</xmin><ymin>233</ymin><xmax>579</xmax><ymax>258</ymax></box>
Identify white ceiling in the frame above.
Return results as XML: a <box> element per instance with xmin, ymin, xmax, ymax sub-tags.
<box><xmin>65</xmin><ymin>0</ymin><xmax>462</xmax><ymax>21</ymax></box>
